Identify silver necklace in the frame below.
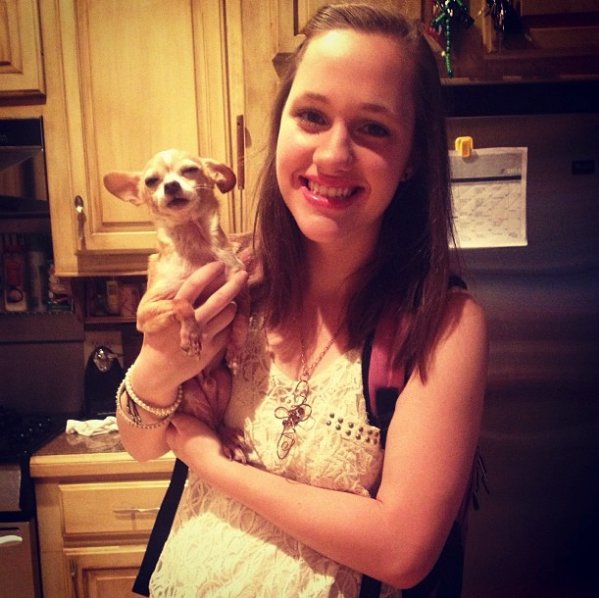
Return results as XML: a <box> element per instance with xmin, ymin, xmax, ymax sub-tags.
<box><xmin>274</xmin><ymin>321</ymin><xmax>344</xmax><ymax>459</ymax></box>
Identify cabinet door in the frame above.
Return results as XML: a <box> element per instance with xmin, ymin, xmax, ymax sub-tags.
<box><xmin>423</xmin><ymin>0</ymin><xmax>599</xmax><ymax>82</ymax></box>
<box><xmin>0</xmin><ymin>0</ymin><xmax>45</xmax><ymax>97</ymax></box>
<box><xmin>275</xmin><ymin>0</ymin><xmax>423</xmax><ymax>53</ymax></box>
<box><xmin>66</xmin><ymin>546</ymin><xmax>145</xmax><ymax>598</ymax></box>
<box><xmin>48</xmin><ymin>0</ymin><xmax>233</xmax><ymax>275</ymax></box>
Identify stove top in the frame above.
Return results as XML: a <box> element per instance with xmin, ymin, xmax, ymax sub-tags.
<box><xmin>0</xmin><ymin>407</ymin><xmax>66</xmax><ymax>462</ymax></box>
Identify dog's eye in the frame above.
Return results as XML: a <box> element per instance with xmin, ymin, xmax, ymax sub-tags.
<box><xmin>181</xmin><ymin>166</ymin><xmax>200</xmax><ymax>178</ymax></box>
<box><xmin>145</xmin><ymin>176</ymin><xmax>159</xmax><ymax>188</ymax></box>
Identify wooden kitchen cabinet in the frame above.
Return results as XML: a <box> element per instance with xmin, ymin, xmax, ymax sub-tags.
<box><xmin>34</xmin><ymin>0</ymin><xmax>597</xmax><ymax>275</ymax></box>
<box><xmin>429</xmin><ymin>0</ymin><xmax>599</xmax><ymax>82</ymax></box>
<box><xmin>66</xmin><ymin>546</ymin><xmax>147</xmax><ymax>598</ymax></box>
<box><xmin>41</xmin><ymin>0</ymin><xmax>236</xmax><ymax>275</ymax></box>
<box><xmin>31</xmin><ymin>446</ymin><xmax>174</xmax><ymax>598</ymax></box>
<box><xmin>0</xmin><ymin>0</ymin><xmax>45</xmax><ymax>97</ymax></box>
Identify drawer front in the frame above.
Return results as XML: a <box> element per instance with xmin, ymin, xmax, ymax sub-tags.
<box><xmin>59</xmin><ymin>480</ymin><xmax>169</xmax><ymax>536</ymax></box>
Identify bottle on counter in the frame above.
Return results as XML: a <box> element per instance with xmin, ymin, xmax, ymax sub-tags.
<box><xmin>47</xmin><ymin>260</ymin><xmax>73</xmax><ymax>311</ymax></box>
<box><xmin>27</xmin><ymin>235</ymin><xmax>49</xmax><ymax>312</ymax></box>
<box><xmin>2</xmin><ymin>234</ymin><xmax>28</xmax><ymax>312</ymax></box>
<box><xmin>105</xmin><ymin>278</ymin><xmax>120</xmax><ymax>315</ymax></box>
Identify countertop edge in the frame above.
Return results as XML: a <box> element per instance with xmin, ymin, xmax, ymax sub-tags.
<box><xmin>30</xmin><ymin>433</ymin><xmax>175</xmax><ymax>479</ymax></box>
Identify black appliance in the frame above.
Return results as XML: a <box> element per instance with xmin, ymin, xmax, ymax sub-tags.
<box><xmin>84</xmin><ymin>345</ymin><xmax>123</xmax><ymax>418</ymax></box>
<box><xmin>0</xmin><ymin>310</ymin><xmax>84</xmax><ymax>597</ymax></box>
<box><xmin>0</xmin><ymin>117</ymin><xmax>49</xmax><ymax>217</ymax></box>
<box><xmin>0</xmin><ymin>406</ymin><xmax>66</xmax><ymax>598</ymax></box>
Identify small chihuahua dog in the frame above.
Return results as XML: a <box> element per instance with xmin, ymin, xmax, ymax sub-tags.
<box><xmin>104</xmin><ymin>148</ymin><xmax>248</xmax><ymax>460</ymax></box>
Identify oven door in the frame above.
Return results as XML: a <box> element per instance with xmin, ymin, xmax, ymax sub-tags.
<box><xmin>0</xmin><ymin>521</ymin><xmax>42</xmax><ymax>598</ymax></box>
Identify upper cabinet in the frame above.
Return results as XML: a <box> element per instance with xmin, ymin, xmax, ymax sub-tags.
<box><xmin>428</xmin><ymin>0</ymin><xmax>599</xmax><ymax>82</ymax></box>
<box><xmin>248</xmin><ymin>1</ymin><xmax>599</xmax><ymax>86</ymax></box>
<box><xmin>42</xmin><ymin>0</ymin><xmax>235</xmax><ymax>275</ymax></box>
<box><xmin>273</xmin><ymin>0</ymin><xmax>423</xmax><ymax>59</ymax></box>
<box><xmin>17</xmin><ymin>0</ymin><xmax>598</xmax><ymax>276</ymax></box>
<box><xmin>0</xmin><ymin>0</ymin><xmax>45</xmax><ymax>97</ymax></box>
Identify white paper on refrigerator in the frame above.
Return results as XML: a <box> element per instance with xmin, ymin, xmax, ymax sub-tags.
<box><xmin>450</xmin><ymin>146</ymin><xmax>528</xmax><ymax>248</ymax></box>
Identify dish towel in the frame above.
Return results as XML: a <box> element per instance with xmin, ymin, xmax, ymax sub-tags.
<box><xmin>65</xmin><ymin>416</ymin><xmax>118</xmax><ymax>436</ymax></box>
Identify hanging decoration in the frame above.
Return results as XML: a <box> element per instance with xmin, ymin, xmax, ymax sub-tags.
<box><xmin>484</xmin><ymin>0</ymin><xmax>521</xmax><ymax>35</ymax></box>
<box><xmin>429</xmin><ymin>0</ymin><xmax>475</xmax><ymax>78</ymax></box>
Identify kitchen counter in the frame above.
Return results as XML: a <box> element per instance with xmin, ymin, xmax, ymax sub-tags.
<box><xmin>30</xmin><ymin>431</ymin><xmax>175</xmax><ymax>479</ymax></box>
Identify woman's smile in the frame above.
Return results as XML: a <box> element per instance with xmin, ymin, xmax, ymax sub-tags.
<box><xmin>300</xmin><ymin>175</ymin><xmax>363</xmax><ymax>210</ymax></box>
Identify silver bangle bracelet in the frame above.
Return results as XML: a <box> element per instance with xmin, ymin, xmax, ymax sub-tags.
<box><xmin>123</xmin><ymin>367</ymin><xmax>184</xmax><ymax>417</ymax></box>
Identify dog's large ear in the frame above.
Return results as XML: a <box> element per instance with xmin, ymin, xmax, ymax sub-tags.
<box><xmin>202</xmin><ymin>159</ymin><xmax>236</xmax><ymax>193</ymax></box>
<box><xmin>103</xmin><ymin>171</ymin><xmax>144</xmax><ymax>205</ymax></box>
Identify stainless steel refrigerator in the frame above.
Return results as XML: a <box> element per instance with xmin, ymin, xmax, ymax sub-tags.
<box><xmin>447</xmin><ymin>113</ymin><xmax>599</xmax><ymax>597</ymax></box>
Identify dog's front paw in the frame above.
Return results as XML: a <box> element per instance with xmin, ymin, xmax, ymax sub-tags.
<box><xmin>179</xmin><ymin>321</ymin><xmax>203</xmax><ymax>356</ymax></box>
<box><xmin>220</xmin><ymin>426</ymin><xmax>248</xmax><ymax>464</ymax></box>
<box><xmin>181</xmin><ymin>333</ymin><xmax>202</xmax><ymax>356</ymax></box>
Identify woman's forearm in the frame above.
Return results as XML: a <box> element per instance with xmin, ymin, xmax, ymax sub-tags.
<box><xmin>193</xmin><ymin>449</ymin><xmax>433</xmax><ymax>589</ymax></box>
<box><xmin>115</xmin><ymin>373</ymin><xmax>178</xmax><ymax>461</ymax></box>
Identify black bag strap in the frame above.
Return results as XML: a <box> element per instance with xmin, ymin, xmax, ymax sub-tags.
<box><xmin>359</xmin><ymin>278</ymin><xmax>476</xmax><ymax>598</ymax></box>
<box><xmin>132</xmin><ymin>457</ymin><xmax>189</xmax><ymax>596</ymax></box>
<box><xmin>360</xmin><ymin>313</ymin><xmax>406</xmax><ymax>598</ymax></box>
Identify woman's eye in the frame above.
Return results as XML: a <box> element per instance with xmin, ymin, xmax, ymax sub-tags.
<box><xmin>296</xmin><ymin>109</ymin><xmax>327</xmax><ymax>129</ymax></box>
<box><xmin>360</xmin><ymin>122</ymin><xmax>390</xmax><ymax>138</ymax></box>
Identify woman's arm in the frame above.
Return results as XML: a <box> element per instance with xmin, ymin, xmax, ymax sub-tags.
<box><xmin>167</xmin><ymin>292</ymin><xmax>487</xmax><ymax>588</ymax></box>
<box><xmin>117</xmin><ymin>261</ymin><xmax>248</xmax><ymax>462</ymax></box>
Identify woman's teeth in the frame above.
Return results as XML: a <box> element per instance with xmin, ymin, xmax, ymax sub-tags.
<box><xmin>308</xmin><ymin>181</ymin><xmax>353</xmax><ymax>199</ymax></box>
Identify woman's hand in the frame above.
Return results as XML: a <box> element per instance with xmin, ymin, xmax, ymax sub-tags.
<box><xmin>166</xmin><ymin>413</ymin><xmax>225</xmax><ymax>477</ymax></box>
<box><xmin>132</xmin><ymin>262</ymin><xmax>248</xmax><ymax>398</ymax></box>
<box><xmin>116</xmin><ymin>261</ymin><xmax>248</xmax><ymax>461</ymax></box>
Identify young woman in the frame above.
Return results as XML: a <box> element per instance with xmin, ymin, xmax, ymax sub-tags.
<box><xmin>117</xmin><ymin>4</ymin><xmax>488</xmax><ymax>596</ymax></box>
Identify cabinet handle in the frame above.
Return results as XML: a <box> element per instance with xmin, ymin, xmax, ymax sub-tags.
<box><xmin>69</xmin><ymin>559</ymin><xmax>80</xmax><ymax>598</ymax></box>
<box><xmin>0</xmin><ymin>534</ymin><xmax>23</xmax><ymax>547</ymax></box>
<box><xmin>236</xmin><ymin>114</ymin><xmax>245</xmax><ymax>190</ymax></box>
<box><xmin>74</xmin><ymin>195</ymin><xmax>85</xmax><ymax>244</ymax></box>
<box><xmin>112</xmin><ymin>507</ymin><xmax>160</xmax><ymax>515</ymax></box>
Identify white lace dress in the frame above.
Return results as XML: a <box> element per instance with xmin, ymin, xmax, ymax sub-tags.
<box><xmin>150</xmin><ymin>317</ymin><xmax>401</xmax><ymax>597</ymax></box>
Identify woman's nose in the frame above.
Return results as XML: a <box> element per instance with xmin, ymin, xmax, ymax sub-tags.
<box><xmin>313</xmin><ymin>123</ymin><xmax>354</xmax><ymax>171</ymax></box>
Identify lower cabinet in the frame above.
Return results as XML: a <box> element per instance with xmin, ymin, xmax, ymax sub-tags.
<box><xmin>66</xmin><ymin>546</ymin><xmax>147</xmax><ymax>598</ymax></box>
<box><xmin>32</xmin><ymin>454</ymin><xmax>173</xmax><ymax>598</ymax></box>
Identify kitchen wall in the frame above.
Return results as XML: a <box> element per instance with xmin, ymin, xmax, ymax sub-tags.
<box><xmin>447</xmin><ymin>113</ymin><xmax>599</xmax><ymax>597</ymax></box>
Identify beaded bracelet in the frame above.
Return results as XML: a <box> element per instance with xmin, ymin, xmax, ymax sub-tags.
<box><xmin>124</xmin><ymin>367</ymin><xmax>184</xmax><ymax>418</ymax></box>
<box><xmin>115</xmin><ymin>381</ymin><xmax>171</xmax><ymax>430</ymax></box>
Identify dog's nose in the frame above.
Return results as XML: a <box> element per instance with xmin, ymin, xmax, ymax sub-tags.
<box><xmin>164</xmin><ymin>181</ymin><xmax>181</xmax><ymax>195</ymax></box>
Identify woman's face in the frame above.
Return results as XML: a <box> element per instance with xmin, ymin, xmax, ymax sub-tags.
<box><xmin>276</xmin><ymin>29</ymin><xmax>416</xmax><ymax>251</ymax></box>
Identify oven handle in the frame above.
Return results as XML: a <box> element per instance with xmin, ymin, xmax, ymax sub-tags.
<box><xmin>0</xmin><ymin>533</ymin><xmax>23</xmax><ymax>548</ymax></box>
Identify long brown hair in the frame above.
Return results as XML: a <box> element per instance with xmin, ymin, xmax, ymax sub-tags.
<box><xmin>253</xmin><ymin>3</ymin><xmax>457</xmax><ymax>377</ymax></box>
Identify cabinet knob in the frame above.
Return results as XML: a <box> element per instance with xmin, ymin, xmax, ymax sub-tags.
<box><xmin>74</xmin><ymin>195</ymin><xmax>85</xmax><ymax>244</ymax></box>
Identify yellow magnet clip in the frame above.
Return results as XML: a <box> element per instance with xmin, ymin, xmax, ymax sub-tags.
<box><xmin>455</xmin><ymin>136</ymin><xmax>474</xmax><ymax>158</ymax></box>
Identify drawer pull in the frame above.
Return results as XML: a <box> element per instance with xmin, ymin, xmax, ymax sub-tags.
<box><xmin>0</xmin><ymin>534</ymin><xmax>23</xmax><ymax>547</ymax></box>
<box><xmin>112</xmin><ymin>507</ymin><xmax>160</xmax><ymax>515</ymax></box>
